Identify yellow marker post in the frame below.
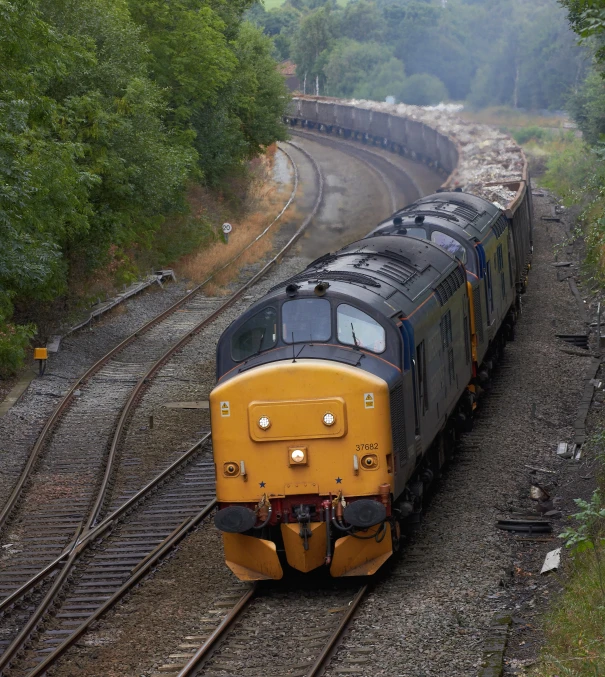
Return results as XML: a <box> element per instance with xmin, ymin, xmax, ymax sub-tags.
<box><xmin>34</xmin><ymin>347</ymin><xmax>48</xmax><ymax>376</ymax></box>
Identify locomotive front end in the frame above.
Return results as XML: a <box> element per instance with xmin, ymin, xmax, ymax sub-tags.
<box><xmin>211</xmin><ymin>360</ymin><xmax>395</xmax><ymax>580</ymax></box>
<box><xmin>211</xmin><ymin>291</ymin><xmax>402</xmax><ymax>581</ymax></box>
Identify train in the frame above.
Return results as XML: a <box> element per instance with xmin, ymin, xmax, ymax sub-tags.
<box><xmin>209</xmin><ymin>183</ymin><xmax>533</xmax><ymax>581</ymax></box>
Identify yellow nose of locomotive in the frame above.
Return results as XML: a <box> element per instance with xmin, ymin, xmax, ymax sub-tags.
<box><xmin>210</xmin><ymin>359</ymin><xmax>394</xmax><ymax>580</ymax></box>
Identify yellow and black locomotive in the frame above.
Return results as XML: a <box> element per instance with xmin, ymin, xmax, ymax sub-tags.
<box><xmin>210</xmin><ymin>190</ymin><xmax>531</xmax><ymax>580</ymax></box>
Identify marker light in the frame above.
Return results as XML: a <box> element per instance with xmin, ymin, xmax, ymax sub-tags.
<box><xmin>258</xmin><ymin>416</ymin><xmax>271</xmax><ymax>430</ymax></box>
<box><xmin>323</xmin><ymin>412</ymin><xmax>336</xmax><ymax>426</ymax></box>
<box><xmin>291</xmin><ymin>449</ymin><xmax>305</xmax><ymax>463</ymax></box>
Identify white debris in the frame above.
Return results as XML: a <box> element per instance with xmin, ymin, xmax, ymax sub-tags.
<box><xmin>540</xmin><ymin>548</ymin><xmax>561</xmax><ymax>574</ymax></box>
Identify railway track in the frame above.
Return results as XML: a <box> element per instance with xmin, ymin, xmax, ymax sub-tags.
<box><xmin>0</xmin><ymin>134</ymin><xmax>436</xmax><ymax>676</ymax></box>
<box><xmin>150</xmin><ymin>583</ymin><xmax>368</xmax><ymax>677</ymax></box>
<box><xmin>0</xmin><ymin>142</ymin><xmax>325</xmax><ymax>674</ymax></box>
<box><xmin>291</xmin><ymin>127</ymin><xmax>427</xmax><ymax>208</ymax></box>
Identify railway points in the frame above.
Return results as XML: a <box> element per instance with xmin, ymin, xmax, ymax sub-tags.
<box><xmin>0</xmin><ymin>144</ymin><xmax>327</xmax><ymax>674</ymax></box>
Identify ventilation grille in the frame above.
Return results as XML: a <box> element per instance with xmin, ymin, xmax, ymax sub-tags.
<box><xmin>463</xmin><ymin>316</ymin><xmax>470</xmax><ymax>364</ymax></box>
<box><xmin>377</xmin><ymin>260</ymin><xmax>416</xmax><ymax>285</ymax></box>
<box><xmin>453</xmin><ymin>204</ymin><xmax>479</xmax><ymax>222</ymax></box>
<box><xmin>268</xmin><ymin>269</ymin><xmax>381</xmax><ymax>294</ymax></box>
<box><xmin>434</xmin><ymin>267</ymin><xmax>465</xmax><ymax>306</ymax></box>
<box><xmin>492</xmin><ymin>215</ymin><xmax>508</xmax><ymax>238</ymax></box>
<box><xmin>389</xmin><ymin>383</ymin><xmax>407</xmax><ymax>468</ymax></box>
<box><xmin>473</xmin><ymin>286</ymin><xmax>484</xmax><ymax>344</ymax></box>
<box><xmin>447</xmin><ymin>347</ymin><xmax>455</xmax><ymax>384</ymax></box>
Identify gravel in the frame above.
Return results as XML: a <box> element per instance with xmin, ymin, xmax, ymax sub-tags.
<box><xmin>322</xmin><ymin>191</ymin><xmax>587</xmax><ymax>677</ymax></box>
<box><xmin>3</xmin><ymin>119</ymin><xmax>584</xmax><ymax>677</ymax></box>
<box><xmin>44</xmin><ymin>134</ymin><xmax>436</xmax><ymax>677</ymax></box>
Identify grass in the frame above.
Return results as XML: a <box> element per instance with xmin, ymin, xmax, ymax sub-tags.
<box><xmin>530</xmin><ymin>429</ymin><xmax>605</xmax><ymax>676</ymax></box>
<box><xmin>461</xmin><ymin>105</ymin><xmax>571</xmax><ymax>130</ymax></box>
<box><xmin>489</xmin><ymin>112</ymin><xmax>605</xmax><ymax>674</ymax></box>
<box><xmin>533</xmin><ymin>551</ymin><xmax>605</xmax><ymax>676</ymax></box>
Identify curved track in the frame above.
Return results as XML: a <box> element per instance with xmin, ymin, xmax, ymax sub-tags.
<box><xmin>291</xmin><ymin>127</ymin><xmax>434</xmax><ymax>208</ymax></box>
<box><xmin>0</xmin><ymin>134</ymin><xmax>442</xmax><ymax>677</ymax></box>
<box><xmin>0</xmin><ymin>143</ymin><xmax>325</xmax><ymax>675</ymax></box>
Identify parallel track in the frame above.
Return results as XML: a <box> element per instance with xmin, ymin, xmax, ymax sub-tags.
<box><xmin>0</xmin><ymin>142</ymin><xmax>325</xmax><ymax>675</ymax></box>
<box><xmin>291</xmin><ymin>127</ymin><xmax>425</xmax><ymax>208</ymax></box>
<box><xmin>0</xmin><ymin>134</ymin><xmax>429</xmax><ymax>677</ymax></box>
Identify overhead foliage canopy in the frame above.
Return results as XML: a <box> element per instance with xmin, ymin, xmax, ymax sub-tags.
<box><xmin>0</xmin><ymin>0</ymin><xmax>289</xmax><ymax>375</ymax></box>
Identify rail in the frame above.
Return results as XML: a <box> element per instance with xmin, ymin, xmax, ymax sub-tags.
<box><xmin>0</xmin><ymin>142</ymin><xmax>324</xmax><ymax>676</ymax></box>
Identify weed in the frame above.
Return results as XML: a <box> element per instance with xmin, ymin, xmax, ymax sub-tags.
<box><xmin>560</xmin><ymin>491</ymin><xmax>605</xmax><ymax>598</ymax></box>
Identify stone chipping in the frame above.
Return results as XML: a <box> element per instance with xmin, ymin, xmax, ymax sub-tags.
<box><xmin>348</xmin><ymin>98</ymin><xmax>526</xmax><ymax>205</ymax></box>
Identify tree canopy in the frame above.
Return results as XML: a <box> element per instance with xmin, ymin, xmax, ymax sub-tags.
<box><xmin>0</xmin><ymin>0</ymin><xmax>289</xmax><ymax>375</ymax></box>
<box><xmin>249</xmin><ymin>0</ymin><xmax>587</xmax><ymax>109</ymax></box>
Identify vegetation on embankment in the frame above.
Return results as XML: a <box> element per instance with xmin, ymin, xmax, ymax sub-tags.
<box><xmin>530</xmin><ymin>431</ymin><xmax>605</xmax><ymax>676</ymax></box>
<box><xmin>0</xmin><ymin>0</ymin><xmax>289</xmax><ymax>377</ymax></box>
<box><xmin>497</xmin><ymin>2</ymin><xmax>605</xmax><ymax>673</ymax></box>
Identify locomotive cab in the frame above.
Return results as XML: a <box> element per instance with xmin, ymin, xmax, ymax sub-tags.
<box><xmin>210</xmin><ymin>191</ymin><xmax>529</xmax><ymax>583</ymax></box>
<box><xmin>212</xmin><ymin>291</ymin><xmax>402</xmax><ymax>580</ymax></box>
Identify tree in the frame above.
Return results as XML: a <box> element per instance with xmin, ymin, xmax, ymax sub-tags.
<box><xmin>291</xmin><ymin>7</ymin><xmax>339</xmax><ymax>93</ymax></box>
<box><xmin>399</xmin><ymin>73</ymin><xmax>448</xmax><ymax>106</ymax></box>
<box><xmin>324</xmin><ymin>39</ymin><xmax>393</xmax><ymax>97</ymax></box>
<box><xmin>354</xmin><ymin>57</ymin><xmax>407</xmax><ymax>101</ymax></box>
<box><xmin>192</xmin><ymin>22</ymin><xmax>290</xmax><ymax>183</ymax></box>
<box><xmin>341</xmin><ymin>0</ymin><xmax>385</xmax><ymax>42</ymax></box>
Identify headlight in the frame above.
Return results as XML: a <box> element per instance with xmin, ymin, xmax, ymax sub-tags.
<box><xmin>291</xmin><ymin>449</ymin><xmax>305</xmax><ymax>463</ymax></box>
<box><xmin>258</xmin><ymin>416</ymin><xmax>271</xmax><ymax>430</ymax></box>
<box><xmin>323</xmin><ymin>412</ymin><xmax>336</xmax><ymax>426</ymax></box>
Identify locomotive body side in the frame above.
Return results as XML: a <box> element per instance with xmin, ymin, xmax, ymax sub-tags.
<box><xmin>211</xmin><ymin>233</ymin><xmax>481</xmax><ymax>580</ymax></box>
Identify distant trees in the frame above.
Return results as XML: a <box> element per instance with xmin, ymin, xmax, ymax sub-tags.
<box><xmin>559</xmin><ymin>0</ymin><xmax>605</xmax><ymax>145</ymax></box>
<box><xmin>0</xmin><ymin>0</ymin><xmax>289</xmax><ymax>375</ymax></box>
<box><xmin>249</xmin><ymin>0</ymin><xmax>587</xmax><ymax>109</ymax></box>
<box><xmin>400</xmin><ymin>74</ymin><xmax>449</xmax><ymax>106</ymax></box>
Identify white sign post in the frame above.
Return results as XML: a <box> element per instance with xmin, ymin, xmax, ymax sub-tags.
<box><xmin>222</xmin><ymin>222</ymin><xmax>233</xmax><ymax>243</ymax></box>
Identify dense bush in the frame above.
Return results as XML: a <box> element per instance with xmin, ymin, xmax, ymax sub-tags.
<box><xmin>398</xmin><ymin>73</ymin><xmax>448</xmax><ymax>106</ymax></box>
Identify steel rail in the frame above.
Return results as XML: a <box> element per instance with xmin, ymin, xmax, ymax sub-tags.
<box><xmin>0</xmin><ymin>433</ymin><xmax>211</xmax><ymax>618</ymax></box>
<box><xmin>306</xmin><ymin>584</ymin><xmax>368</xmax><ymax>677</ymax></box>
<box><xmin>176</xmin><ymin>584</ymin><xmax>367</xmax><ymax>677</ymax></box>
<box><xmin>176</xmin><ymin>586</ymin><xmax>257</xmax><ymax>677</ymax></box>
<box><xmin>293</xmin><ymin>129</ymin><xmax>399</xmax><ymax>213</ymax></box>
<box><xmin>0</xmin><ymin>144</ymin><xmax>299</xmax><ymax>536</ymax></box>
<box><xmin>25</xmin><ymin>499</ymin><xmax>219</xmax><ymax>677</ymax></box>
<box><xmin>86</xmin><ymin>141</ymin><xmax>322</xmax><ymax>530</ymax></box>
<box><xmin>292</xmin><ymin>127</ymin><xmax>425</xmax><ymax>206</ymax></box>
<box><xmin>0</xmin><ymin>143</ymin><xmax>323</xmax><ymax>675</ymax></box>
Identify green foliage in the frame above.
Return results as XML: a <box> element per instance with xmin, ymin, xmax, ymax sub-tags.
<box><xmin>568</xmin><ymin>67</ymin><xmax>605</xmax><ymax>145</ymax></box>
<box><xmin>510</xmin><ymin>126</ymin><xmax>551</xmax><ymax>144</ymax></box>
<box><xmin>399</xmin><ymin>73</ymin><xmax>448</xmax><ymax>106</ymax></box>
<box><xmin>324</xmin><ymin>40</ymin><xmax>395</xmax><ymax>97</ymax></box>
<box><xmin>0</xmin><ymin>320</ymin><xmax>36</xmax><ymax>379</ymax></box>
<box><xmin>560</xmin><ymin>491</ymin><xmax>605</xmax><ymax>553</ymax></box>
<box><xmin>0</xmin><ymin>0</ymin><xmax>288</xmax><ymax>377</ymax></box>
<box><xmin>252</xmin><ymin>0</ymin><xmax>586</xmax><ymax>108</ymax></box>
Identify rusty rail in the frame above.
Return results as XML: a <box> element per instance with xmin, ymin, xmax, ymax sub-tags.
<box><xmin>306</xmin><ymin>585</ymin><xmax>368</xmax><ymax>676</ymax></box>
<box><xmin>0</xmin><ymin>143</ymin><xmax>299</xmax><ymax>536</ymax></box>
<box><xmin>0</xmin><ymin>142</ymin><xmax>323</xmax><ymax>676</ymax></box>
<box><xmin>26</xmin><ymin>499</ymin><xmax>219</xmax><ymax>677</ymax></box>
<box><xmin>176</xmin><ymin>587</ymin><xmax>257</xmax><ymax>677</ymax></box>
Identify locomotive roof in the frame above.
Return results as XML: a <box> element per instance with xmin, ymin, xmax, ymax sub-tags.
<box><xmin>262</xmin><ymin>234</ymin><xmax>460</xmax><ymax>320</ymax></box>
<box><xmin>371</xmin><ymin>191</ymin><xmax>502</xmax><ymax>242</ymax></box>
